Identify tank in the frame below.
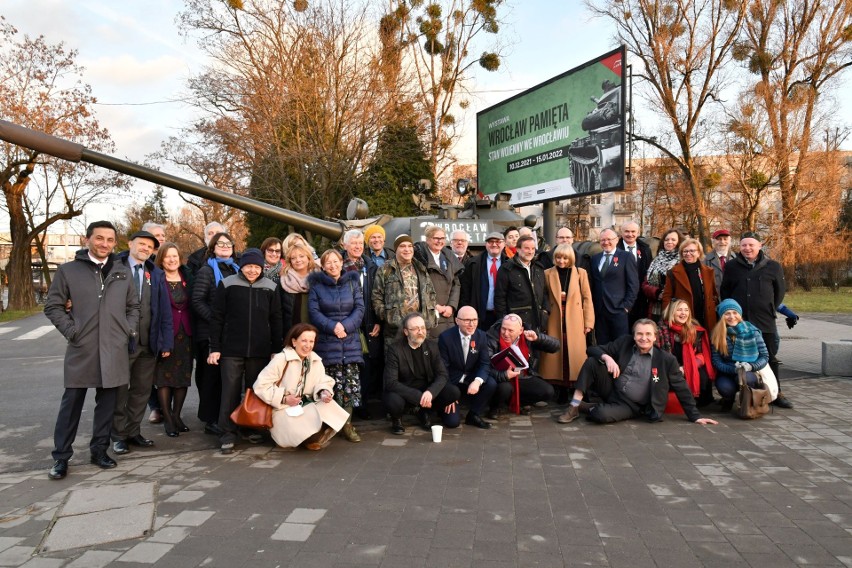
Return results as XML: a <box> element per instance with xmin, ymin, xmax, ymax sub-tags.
<box><xmin>0</xmin><ymin>120</ymin><xmax>532</xmax><ymax>247</ymax></box>
<box><xmin>568</xmin><ymin>79</ymin><xmax>624</xmax><ymax>194</ymax></box>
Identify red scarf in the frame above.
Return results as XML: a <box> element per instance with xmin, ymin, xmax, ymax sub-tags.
<box><xmin>499</xmin><ymin>333</ymin><xmax>531</xmax><ymax>414</ymax></box>
<box><xmin>669</xmin><ymin>323</ymin><xmax>716</xmax><ymax>396</ymax></box>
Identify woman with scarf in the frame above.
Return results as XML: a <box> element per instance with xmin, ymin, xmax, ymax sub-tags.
<box><xmin>711</xmin><ymin>299</ymin><xmax>774</xmax><ymax>411</ymax></box>
<box><xmin>280</xmin><ymin>244</ymin><xmax>319</xmax><ymax>333</ymax></box>
<box><xmin>661</xmin><ymin>238</ymin><xmax>719</xmax><ymax>330</ymax></box>
<box><xmin>191</xmin><ymin>232</ymin><xmax>239</xmax><ymax>435</ymax></box>
<box><xmin>657</xmin><ymin>298</ymin><xmax>716</xmax><ymax>409</ymax></box>
<box><xmin>308</xmin><ymin>249</ymin><xmax>365</xmax><ymax>443</ymax></box>
<box><xmin>252</xmin><ymin>323</ymin><xmax>349</xmax><ymax>450</ymax></box>
<box><xmin>641</xmin><ymin>229</ymin><xmax>682</xmax><ymax>321</ymax></box>
<box><xmin>260</xmin><ymin>237</ymin><xmax>284</xmax><ymax>284</ymax></box>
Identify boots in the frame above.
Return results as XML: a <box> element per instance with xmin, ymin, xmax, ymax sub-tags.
<box><xmin>342</xmin><ymin>407</ymin><xmax>361</xmax><ymax>443</ymax></box>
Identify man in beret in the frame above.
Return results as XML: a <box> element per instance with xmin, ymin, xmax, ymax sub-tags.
<box><xmin>704</xmin><ymin>229</ymin><xmax>735</xmax><ymax>294</ymax></box>
<box><xmin>720</xmin><ymin>231</ymin><xmax>791</xmax><ymax>408</ymax></box>
<box><xmin>111</xmin><ymin>230</ymin><xmax>174</xmax><ymax>455</ymax></box>
<box><xmin>372</xmin><ymin>234</ymin><xmax>438</xmax><ymax>340</ymax></box>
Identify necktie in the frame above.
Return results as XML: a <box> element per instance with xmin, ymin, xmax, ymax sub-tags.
<box><xmin>601</xmin><ymin>253</ymin><xmax>612</xmax><ymax>275</ymax></box>
<box><xmin>628</xmin><ymin>245</ymin><xmax>635</xmax><ymax>258</ymax></box>
<box><xmin>720</xmin><ymin>256</ymin><xmax>726</xmax><ymax>270</ymax></box>
<box><xmin>134</xmin><ymin>264</ymin><xmax>143</xmax><ymax>299</ymax></box>
<box><xmin>490</xmin><ymin>257</ymin><xmax>498</xmax><ymax>286</ymax></box>
<box><xmin>462</xmin><ymin>335</ymin><xmax>469</xmax><ymax>359</ymax></box>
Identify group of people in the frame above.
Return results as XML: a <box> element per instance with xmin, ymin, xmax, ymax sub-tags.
<box><xmin>43</xmin><ymin>217</ymin><xmax>791</xmax><ymax>479</ymax></box>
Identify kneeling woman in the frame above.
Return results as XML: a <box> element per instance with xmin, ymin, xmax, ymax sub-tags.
<box><xmin>710</xmin><ymin>299</ymin><xmax>775</xmax><ymax>411</ymax></box>
<box><xmin>253</xmin><ymin>323</ymin><xmax>349</xmax><ymax>450</ymax></box>
<box><xmin>657</xmin><ymin>298</ymin><xmax>716</xmax><ymax>407</ymax></box>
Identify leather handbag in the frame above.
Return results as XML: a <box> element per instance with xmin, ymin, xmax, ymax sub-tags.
<box><xmin>734</xmin><ymin>368</ymin><xmax>771</xmax><ymax>419</ymax></box>
<box><xmin>230</xmin><ymin>361</ymin><xmax>290</xmax><ymax>429</ymax></box>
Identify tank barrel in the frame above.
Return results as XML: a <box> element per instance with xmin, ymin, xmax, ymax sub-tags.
<box><xmin>0</xmin><ymin>120</ymin><xmax>344</xmax><ymax>241</ymax></box>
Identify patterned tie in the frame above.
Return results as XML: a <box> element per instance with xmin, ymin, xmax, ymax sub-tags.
<box><xmin>601</xmin><ymin>253</ymin><xmax>612</xmax><ymax>275</ymax></box>
<box><xmin>720</xmin><ymin>256</ymin><xmax>726</xmax><ymax>270</ymax></box>
<box><xmin>134</xmin><ymin>264</ymin><xmax>143</xmax><ymax>300</ymax></box>
<box><xmin>490</xmin><ymin>257</ymin><xmax>498</xmax><ymax>287</ymax></box>
<box><xmin>628</xmin><ymin>245</ymin><xmax>635</xmax><ymax>259</ymax></box>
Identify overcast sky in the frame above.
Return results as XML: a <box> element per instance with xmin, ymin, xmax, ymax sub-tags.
<box><xmin>1</xmin><ymin>0</ymin><xmax>850</xmax><ymax>234</ymax></box>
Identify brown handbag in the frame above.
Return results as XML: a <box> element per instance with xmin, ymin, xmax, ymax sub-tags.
<box><xmin>230</xmin><ymin>361</ymin><xmax>290</xmax><ymax>429</ymax></box>
<box><xmin>734</xmin><ymin>367</ymin><xmax>771</xmax><ymax>420</ymax></box>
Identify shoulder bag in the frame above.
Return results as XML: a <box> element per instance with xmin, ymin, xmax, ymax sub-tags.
<box><xmin>230</xmin><ymin>360</ymin><xmax>290</xmax><ymax>429</ymax></box>
<box><xmin>733</xmin><ymin>367</ymin><xmax>771</xmax><ymax>420</ymax></box>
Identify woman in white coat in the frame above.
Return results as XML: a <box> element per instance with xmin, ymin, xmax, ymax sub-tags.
<box><xmin>253</xmin><ymin>323</ymin><xmax>349</xmax><ymax>450</ymax></box>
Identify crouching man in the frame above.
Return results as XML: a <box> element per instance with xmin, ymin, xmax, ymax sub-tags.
<box><xmin>558</xmin><ymin>319</ymin><xmax>718</xmax><ymax>426</ymax></box>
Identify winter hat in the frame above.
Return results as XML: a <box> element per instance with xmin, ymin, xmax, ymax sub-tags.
<box><xmin>239</xmin><ymin>248</ymin><xmax>264</xmax><ymax>268</ymax></box>
<box><xmin>364</xmin><ymin>225</ymin><xmax>386</xmax><ymax>241</ymax></box>
<box><xmin>393</xmin><ymin>234</ymin><xmax>414</xmax><ymax>250</ymax></box>
<box><xmin>716</xmin><ymin>298</ymin><xmax>743</xmax><ymax>317</ymax></box>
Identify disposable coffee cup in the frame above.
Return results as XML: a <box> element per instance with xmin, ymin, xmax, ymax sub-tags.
<box><xmin>431</xmin><ymin>425</ymin><xmax>443</xmax><ymax>443</ymax></box>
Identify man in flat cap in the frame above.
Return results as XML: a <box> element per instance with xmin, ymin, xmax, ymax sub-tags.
<box><xmin>720</xmin><ymin>231</ymin><xmax>791</xmax><ymax>408</ymax></box>
<box><xmin>459</xmin><ymin>231</ymin><xmax>508</xmax><ymax>331</ymax></box>
<box><xmin>111</xmin><ymin>230</ymin><xmax>174</xmax><ymax>455</ymax></box>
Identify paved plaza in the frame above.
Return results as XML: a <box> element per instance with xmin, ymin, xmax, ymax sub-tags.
<box><xmin>0</xmin><ymin>313</ymin><xmax>850</xmax><ymax>567</ymax></box>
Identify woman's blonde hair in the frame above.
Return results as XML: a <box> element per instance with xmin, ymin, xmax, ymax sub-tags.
<box><xmin>284</xmin><ymin>244</ymin><xmax>317</xmax><ymax>273</ymax></box>
<box><xmin>662</xmin><ymin>298</ymin><xmax>697</xmax><ymax>345</ymax></box>
<box><xmin>678</xmin><ymin>238</ymin><xmax>705</xmax><ymax>261</ymax></box>
<box><xmin>552</xmin><ymin>243</ymin><xmax>576</xmax><ymax>267</ymax></box>
<box><xmin>710</xmin><ymin>309</ymin><xmax>742</xmax><ymax>355</ymax></box>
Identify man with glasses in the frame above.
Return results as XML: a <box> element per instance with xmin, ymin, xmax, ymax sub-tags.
<box><xmin>459</xmin><ymin>231</ymin><xmax>507</xmax><ymax>331</ymax></box>
<box><xmin>537</xmin><ymin>226</ymin><xmax>575</xmax><ymax>270</ymax></box>
<box><xmin>450</xmin><ymin>230</ymin><xmax>471</xmax><ymax>264</ymax></box>
<box><xmin>618</xmin><ymin>221</ymin><xmax>653</xmax><ymax>326</ymax></box>
<box><xmin>704</xmin><ymin>229</ymin><xmax>734</xmax><ymax>294</ymax></box>
<box><xmin>384</xmin><ymin>313</ymin><xmax>460</xmax><ymax>435</ymax></box>
<box><xmin>438</xmin><ymin>306</ymin><xmax>497</xmax><ymax>429</ymax></box>
<box><xmin>415</xmin><ymin>225</ymin><xmax>463</xmax><ymax>338</ymax></box>
<box><xmin>589</xmin><ymin>228</ymin><xmax>638</xmax><ymax>344</ymax></box>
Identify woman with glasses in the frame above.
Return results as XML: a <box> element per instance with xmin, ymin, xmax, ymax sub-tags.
<box><xmin>308</xmin><ymin>249</ymin><xmax>365</xmax><ymax>443</ymax></box>
<box><xmin>661</xmin><ymin>238</ymin><xmax>719</xmax><ymax>330</ymax></box>
<box><xmin>191</xmin><ymin>232</ymin><xmax>239</xmax><ymax>435</ymax></box>
<box><xmin>260</xmin><ymin>237</ymin><xmax>284</xmax><ymax>284</ymax></box>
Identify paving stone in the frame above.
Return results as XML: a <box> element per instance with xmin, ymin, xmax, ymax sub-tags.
<box><xmin>166</xmin><ymin>510</ymin><xmax>215</xmax><ymax>527</ymax></box>
<box><xmin>61</xmin><ymin>482</ymin><xmax>155</xmax><ymax>516</ymax></box>
<box><xmin>270</xmin><ymin>523</ymin><xmax>314</xmax><ymax>542</ymax></box>
<box><xmin>285</xmin><ymin>508</ymin><xmax>327</xmax><ymax>524</ymax></box>
<box><xmin>0</xmin><ymin>546</ymin><xmax>34</xmax><ymax>566</ymax></box>
<box><xmin>65</xmin><ymin>550</ymin><xmax>122</xmax><ymax>568</ymax></box>
<box><xmin>116</xmin><ymin>542</ymin><xmax>173</xmax><ymax>564</ymax></box>
<box><xmin>40</xmin><ymin>503</ymin><xmax>154</xmax><ymax>553</ymax></box>
<box><xmin>0</xmin><ymin>540</ymin><xmax>22</xmax><ymax>555</ymax></box>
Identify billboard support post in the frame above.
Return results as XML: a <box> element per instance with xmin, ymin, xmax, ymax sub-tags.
<box><xmin>542</xmin><ymin>201</ymin><xmax>556</xmax><ymax>247</ymax></box>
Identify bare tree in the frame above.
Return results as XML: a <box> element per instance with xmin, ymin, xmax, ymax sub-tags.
<box><xmin>382</xmin><ymin>0</ymin><xmax>504</xmax><ymax>182</ymax></box>
<box><xmin>0</xmin><ymin>19</ymin><xmax>125</xmax><ymax>310</ymax></box>
<box><xmin>587</xmin><ymin>0</ymin><xmax>747</xmax><ymax>247</ymax></box>
<box><xmin>736</xmin><ymin>0</ymin><xmax>852</xmax><ymax>275</ymax></box>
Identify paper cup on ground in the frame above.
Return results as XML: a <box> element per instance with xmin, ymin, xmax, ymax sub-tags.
<box><xmin>431</xmin><ymin>425</ymin><xmax>443</xmax><ymax>443</ymax></box>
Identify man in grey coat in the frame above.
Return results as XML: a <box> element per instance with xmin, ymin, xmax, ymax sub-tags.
<box><xmin>44</xmin><ymin>221</ymin><xmax>140</xmax><ymax>480</ymax></box>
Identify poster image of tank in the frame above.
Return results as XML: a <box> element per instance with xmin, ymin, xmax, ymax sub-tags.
<box><xmin>568</xmin><ymin>79</ymin><xmax>623</xmax><ymax>194</ymax></box>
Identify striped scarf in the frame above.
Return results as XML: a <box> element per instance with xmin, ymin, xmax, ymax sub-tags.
<box><xmin>728</xmin><ymin>321</ymin><xmax>761</xmax><ymax>362</ymax></box>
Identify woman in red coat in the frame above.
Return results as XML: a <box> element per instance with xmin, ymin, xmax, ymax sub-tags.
<box><xmin>662</xmin><ymin>238</ymin><xmax>719</xmax><ymax>330</ymax></box>
<box><xmin>657</xmin><ymin>298</ymin><xmax>716</xmax><ymax>407</ymax></box>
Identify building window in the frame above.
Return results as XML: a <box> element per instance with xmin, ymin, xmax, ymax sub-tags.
<box><xmin>589</xmin><ymin>194</ymin><xmax>601</xmax><ymax>205</ymax></box>
<box><xmin>591</xmin><ymin>216</ymin><xmax>601</xmax><ymax>228</ymax></box>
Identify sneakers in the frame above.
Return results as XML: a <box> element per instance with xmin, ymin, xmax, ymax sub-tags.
<box><xmin>557</xmin><ymin>405</ymin><xmax>580</xmax><ymax>424</ymax></box>
<box><xmin>220</xmin><ymin>442</ymin><xmax>235</xmax><ymax>454</ymax></box>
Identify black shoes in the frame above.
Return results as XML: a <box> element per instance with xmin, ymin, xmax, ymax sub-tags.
<box><xmin>416</xmin><ymin>408</ymin><xmax>431</xmax><ymax>431</ymax></box>
<box><xmin>204</xmin><ymin>422</ymin><xmax>224</xmax><ymax>436</ymax></box>
<box><xmin>391</xmin><ymin>418</ymin><xmax>405</xmax><ymax>435</ymax></box>
<box><xmin>486</xmin><ymin>408</ymin><xmax>501</xmax><ymax>421</ymax></box>
<box><xmin>176</xmin><ymin>418</ymin><xmax>190</xmax><ymax>432</ymax></box>
<box><xmin>127</xmin><ymin>435</ymin><xmax>154</xmax><ymax>447</ymax></box>
<box><xmin>90</xmin><ymin>453</ymin><xmax>117</xmax><ymax>469</ymax></box>
<box><xmin>720</xmin><ymin>398</ymin><xmax>734</xmax><ymax>412</ymax></box>
<box><xmin>164</xmin><ymin>422</ymin><xmax>179</xmax><ymax>437</ymax></box>
<box><xmin>772</xmin><ymin>393</ymin><xmax>794</xmax><ymax>409</ymax></box>
<box><xmin>465</xmin><ymin>413</ymin><xmax>491</xmax><ymax>429</ymax></box>
<box><xmin>112</xmin><ymin>440</ymin><xmax>130</xmax><ymax>455</ymax></box>
<box><xmin>48</xmin><ymin>459</ymin><xmax>68</xmax><ymax>480</ymax></box>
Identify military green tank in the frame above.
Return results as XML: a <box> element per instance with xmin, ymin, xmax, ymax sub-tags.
<box><xmin>0</xmin><ymin>120</ymin><xmax>533</xmax><ymax>247</ymax></box>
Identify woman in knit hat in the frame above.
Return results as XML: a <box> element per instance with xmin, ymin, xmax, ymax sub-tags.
<box><xmin>710</xmin><ymin>298</ymin><xmax>771</xmax><ymax>412</ymax></box>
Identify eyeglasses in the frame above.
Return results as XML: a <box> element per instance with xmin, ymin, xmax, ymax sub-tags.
<box><xmin>266</xmin><ymin>248</ymin><xmax>282</xmax><ymax>254</ymax></box>
<box><xmin>451</xmin><ymin>239</ymin><xmax>467</xmax><ymax>243</ymax></box>
<box><xmin>682</xmin><ymin>249</ymin><xmax>699</xmax><ymax>255</ymax></box>
<box><xmin>457</xmin><ymin>318</ymin><xmax>478</xmax><ymax>323</ymax></box>
<box><xmin>406</xmin><ymin>325</ymin><xmax>426</xmax><ymax>332</ymax></box>
<box><xmin>215</xmin><ymin>242</ymin><xmax>233</xmax><ymax>248</ymax></box>
<box><xmin>431</xmin><ymin>236</ymin><xmax>446</xmax><ymax>241</ymax></box>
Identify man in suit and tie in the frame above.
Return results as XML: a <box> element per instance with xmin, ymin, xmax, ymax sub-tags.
<box><xmin>438</xmin><ymin>306</ymin><xmax>497</xmax><ymax>429</ymax></box>
<box><xmin>459</xmin><ymin>231</ymin><xmax>507</xmax><ymax>331</ymax></box>
<box><xmin>383</xmin><ymin>313</ymin><xmax>461</xmax><ymax>435</ymax></box>
<box><xmin>704</xmin><ymin>229</ymin><xmax>735</xmax><ymax>294</ymax></box>
<box><xmin>558</xmin><ymin>319</ymin><xmax>718</xmax><ymax>426</ymax></box>
<box><xmin>589</xmin><ymin>228</ymin><xmax>638</xmax><ymax>345</ymax></box>
<box><xmin>617</xmin><ymin>221</ymin><xmax>652</xmax><ymax>326</ymax></box>
<box><xmin>111</xmin><ymin>231</ymin><xmax>174</xmax><ymax>454</ymax></box>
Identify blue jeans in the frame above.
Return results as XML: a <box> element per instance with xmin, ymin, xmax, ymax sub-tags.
<box><xmin>715</xmin><ymin>371</ymin><xmax>759</xmax><ymax>401</ymax></box>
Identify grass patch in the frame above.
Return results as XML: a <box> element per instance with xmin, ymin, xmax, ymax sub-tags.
<box><xmin>784</xmin><ymin>287</ymin><xmax>852</xmax><ymax>313</ymax></box>
<box><xmin>0</xmin><ymin>307</ymin><xmax>43</xmax><ymax>323</ymax></box>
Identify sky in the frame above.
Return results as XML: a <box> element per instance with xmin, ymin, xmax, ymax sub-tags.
<box><xmin>1</xmin><ymin>0</ymin><xmax>850</xmax><ymax>234</ymax></box>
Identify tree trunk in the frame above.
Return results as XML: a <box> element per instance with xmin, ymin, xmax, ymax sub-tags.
<box><xmin>5</xmin><ymin>182</ymin><xmax>36</xmax><ymax>311</ymax></box>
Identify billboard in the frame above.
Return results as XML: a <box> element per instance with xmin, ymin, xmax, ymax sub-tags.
<box><xmin>476</xmin><ymin>46</ymin><xmax>626</xmax><ymax>205</ymax></box>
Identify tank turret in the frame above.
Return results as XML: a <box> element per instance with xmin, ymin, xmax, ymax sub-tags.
<box><xmin>567</xmin><ymin>80</ymin><xmax>624</xmax><ymax>194</ymax></box>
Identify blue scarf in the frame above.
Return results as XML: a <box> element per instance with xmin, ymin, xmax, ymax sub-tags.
<box><xmin>208</xmin><ymin>257</ymin><xmax>239</xmax><ymax>286</ymax></box>
<box><xmin>728</xmin><ymin>321</ymin><xmax>761</xmax><ymax>362</ymax></box>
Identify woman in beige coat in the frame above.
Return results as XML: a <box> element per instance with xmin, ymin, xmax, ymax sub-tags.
<box><xmin>540</xmin><ymin>244</ymin><xmax>594</xmax><ymax>395</ymax></box>
<box><xmin>253</xmin><ymin>323</ymin><xmax>349</xmax><ymax>450</ymax></box>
